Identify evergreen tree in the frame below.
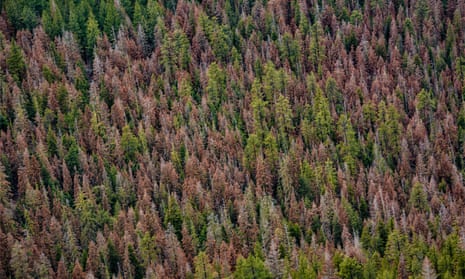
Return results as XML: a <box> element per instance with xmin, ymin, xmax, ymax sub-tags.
<box><xmin>128</xmin><ymin>244</ymin><xmax>145</xmax><ymax>279</ymax></box>
<box><xmin>206</xmin><ymin>62</ymin><xmax>227</xmax><ymax>115</ymax></box>
<box><xmin>234</xmin><ymin>255</ymin><xmax>273</xmax><ymax>279</ymax></box>
<box><xmin>75</xmin><ymin>192</ymin><xmax>98</xmax><ymax>248</ymax></box>
<box><xmin>103</xmin><ymin>1</ymin><xmax>122</xmax><ymax>42</ymax></box>
<box><xmin>313</xmin><ymin>87</ymin><xmax>333</xmax><ymax>142</ymax></box>
<box><xmin>65</xmin><ymin>139</ymin><xmax>80</xmax><ymax>175</ymax></box>
<box><xmin>409</xmin><ymin>182</ymin><xmax>428</xmax><ymax>212</ymax></box>
<box><xmin>107</xmin><ymin>240</ymin><xmax>121</xmax><ymax>275</ymax></box>
<box><xmin>337</xmin><ymin>256</ymin><xmax>363</xmax><ymax>279</ymax></box>
<box><xmin>164</xmin><ymin>194</ymin><xmax>183</xmax><ymax>240</ymax></box>
<box><xmin>291</xmin><ymin>252</ymin><xmax>317</xmax><ymax>279</ymax></box>
<box><xmin>194</xmin><ymin>251</ymin><xmax>217</xmax><ymax>279</ymax></box>
<box><xmin>86</xmin><ymin>13</ymin><xmax>100</xmax><ymax>60</ymax></box>
<box><xmin>121</xmin><ymin>125</ymin><xmax>140</xmax><ymax>162</ymax></box>
<box><xmin>42</xmin><ymin>0</ymin><xmax>64</xmax><ymax>39</ymax></box>
<box><xmin>6</xmin><ymin>42</ymin><xmax>26</xmax><ymax>84</ymax></box>
<box><xmin>4</xmin><ymin>0</ymin><xmax>38</xmax><ymax>30</ymax></box>
<box><xmin>251</xmin><ymin>79</ymin><xmax>268</xmax><ymax>136</ymax></box>
<box><xmin>275</xmin><ymin>94</ymin><xmax>293</xmax><ymax>150</ymax></box>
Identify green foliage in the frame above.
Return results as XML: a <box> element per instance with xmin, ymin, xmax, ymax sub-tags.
<box><xmin>336</xmin><ymin>114</ymin><xmax>360</xmax><ymax>174</ymax></box>
<box><xmin>251</xmin><ymin>78</ymin><xmax>269</xmax><ymax>135</ymax></box>
<box><xmin>415</xmin><ymin>0</ymin><xmax>429</xmax><ymax>28</ymax></box>
<box><xmin>75</xmin><ymin>192</ymin><xmax>98</xmax><ymax>248</ymax></box>
<box><xmin>342</xmin><ymin>199</ymin><xmax>362</xmax><ymax>234</ymax></box>
<box><xmin>234</xmin><ymin>255</ymin><xmax>272</xmax><ymax>279</ymax></box>
<box><xmin>107</xmin><ymin>240</ymin><xmax>121</xmax><ymax>275</ymax></box>
<box><xmin>337</xmin><ymin>256</ymin><xmax>363</xmax><ymax>279</ymax></box>
<box><xmin>263</xmin><ymin>132</ymin><xmax>278</xmax><ymax>172</ymax></box>
<box><xmin>291</xmin><ymin>252</ymin><xmax>317</xmax><ymax>279</ymax></box>
<box><xmin>275</xmin><ymin>94</ymin><xmax>293</xmax><ymax>150</ymax></box>
<box><xmin>86</xmin><ymin>13</ymin><xmax>100</xmax><ymax>59</ymax></box>
<box><xmin>416</xmin><ymin>89</ymin><xmax>436</xmax><ymax>129</ymax></box>
<box><xmin>313</xmin><ymin>86</ymin><xmax>333</xmax><ymax>142</ymax></box>
<box><xmin>46</xmin><ymin>128</ymin><xmax>58</xmax><ymax>157</ymax></box>
<box><xmin>0</xmin><ymin>113</ymin><xmax>8</xmax><ymax>132</ymax></box>
<box><xmin>139</xmin><ymin>232</ymin><xmax>158</xmax><ymax>266</ymax></box>
<box><xmin>437</xmin><ymin>233</ymin><xmax>465</xmax><ymax>277</ymax></box>
<box><xmin>1</xmin><ymin>1</ymin><xmax>465</xmax><ymax>278</ymax></box>
<box><xmin>128</xmin><ymin>245</ymin><xmax>145</xmax><ymax>279</ymax></box>
<box><xmin>57</xmin><ymin>85</ymin><xmax>69</xmax><ymax>112</ymax></box>
<box><xmin>385</xmin><ymin>230</ymin><xmax>407</xmax><ymax>264</ymax></box>
<box><xmin>171</xmin><ymin>144</ymin><xmax>187</xmax><ymax>180</ymax></box>
<box><xmin>200</xmin><ymin>15</ymin><xmax>231</xmax><ymax>62</ymax></box>
<box><xmin>244</xmin><ymin>134</ymin><xmax>261</xmax><ymax>172</ymax></box>
<box><xmin>409</xmin><ymin>182</ymin><xmax>428</xmax><ymax>212</ymax></box>
<box><xmin>206</xmin><ymin>62</ymin><xmax>227</xmax><ymax>115</ymax></box>
<box><xmin>65</xmin><ymin>139</ymin><xmax>80</xmax><ymax>175</ymax></box>
<box><xmin>121</xmin><ymin>125</ymin><xmax>140</xmax><ymax>162</ymax></box>
<box><xmin>103</xmin><ymin>1</ymin><xmax>122</xmax><ymax>42</ymax></box>
<box><xmin>263</xmin><ymin>62</ymin><xmax>286</xmax><ymax>102</ymax></box>
<box><xmin>377</xmin><ymin>102</ymin><xmax>401</xmax><ymax>169</ymax></box>
<box><xmin>309</xmin><ymin>22</ymin><xmax>325</xmax><ymax>75</ymax></box>
<box><xmin>325</xmin><ymin>78</ymin><xmax>343</xmax><ymax>114</ymax></box>
<box><xmin>6</xmin><ymin>42</ymin><xmax>26</xmax><ymax>84</ymax></box>
<box><xmin>363</xmin><ymin>252</ymin><xmax>381</xmax><ymax>279</ymax></box>
<box><xmin>4</xmin><ymin>0</ymin><xmax>39</xmax><ymax>30</ymax></box>
<box><xmin>164</xmin><ymin>195</ymin><xmax>183</xmax><ymax>240</ymax></box>
<box><xmin>343</xmin><ymin>30</ymin><xmax>358</xmax><ymax>52</ymax></box>
<box><xmin>68</xmin><ymin>1</ymin><xmax>89</xmax><ymax>48</ymax></box>
<box><xmin>278</xmin><ymin>32</ymin><xmax>301</xmax><ymax>74</ymax></box>
<box><xmin>172</xmin><ymin>28</ymin><xmax>191</xmax><ymax>70</ymax></box>
<box><xmin>42</xmin><ymin>0</ymin><xmax>64</xmax><ymax>39</ymax></box>
<box><xmin>298</xmin><ymin>160</ymin><xmax>317</xmax><ymax>201</ymax></box>
<box><xmin>350</xmin><ymin>10</ymin><xmax>363</xmax><ymax>25</ymax></box>
<box><xmin>194</xmin><ymin>251</ymin><xmax>217</xmax><ymax>279</ymax></box>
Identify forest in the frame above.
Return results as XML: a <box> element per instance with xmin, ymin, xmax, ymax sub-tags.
<box><xmin>0</xmin><ymin>0</ymin><xmax>465</xmax><ymax>278</ymax></box>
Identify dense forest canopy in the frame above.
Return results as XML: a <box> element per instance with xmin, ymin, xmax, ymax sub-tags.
<box><xmin>0</xmin><ymin>0</ymin><xmax>465</xmax><ymax>278</ymax></box>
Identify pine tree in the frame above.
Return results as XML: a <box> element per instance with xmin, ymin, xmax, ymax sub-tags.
<box><xmin>164</xmin><ymin>194</ymin><xmax>183</xmax><ymax>240</ymax></box>
<box><xmin>6</xmin><ymin>42</ymin><xmax>26</xmax><ymax>84</ymax></box>
<box><xmin>313</xmin><ymin>87</ymin><xmax>333</xmax><ymax>142</ymax></box>
<box><xmin>103</xmin><ymin>1</ymin><xmax>122</xmax><ymax>42</ymax></box>
<box><xmin>194</xmin><ymin>251</ymin><xmax>217</xmax><ymax>279</ymax></box>
<box><xmin>75</xmin><ymin>192</ymin><xmax>98</xmax><ymax>248</ymax></box>
<box><xmin>42</xmin><ymin>0</ymin><xmax>64</xmax><ymax>39</ymax></box>
<box><xmin>337</xmin><ymin>256</ymin><xmax>363</xmax><ymax>279</ymax></box>
<box><xmin>86</xmin><ymin>13</ymin><xmax>100</xmax><ymax>60</ymax></box>
<box><xmin>4</xmin><ymin>0</ymin><xmax>38</xmax><ymax>30</ymax></box>
<box><xmin>275</xmin><ymin>94</ymin><xmax>293</xmax><ymax>150</ymax></box>
<box><xmin>107</xmin><ymin>240</ymin><xmax>121</xmax><ymax>276</ymax></box>
<box><xmin>121</xmin><ymin>125</ymin><xmax>141</xmax><ymax>163</ymax></box>
<box><xmin>309</xmin><ymin>21</ymin><xmax>325</xmax><ymax>75</ymax></box>
<box><xmin>292</xmin><ymin>252</ymin><xmax>317</xmax><ymax>279</ymax></box>
<box><xmin>173</xmin><ymin>28</ymin><xmax>191</xmax><ymax>70</ymax></box>
<box><xmin>234</xmin><ymin>255</ymin><xmax>273</xmax><ymax>279</ymax></box>
<box><xmin>128</xmin><ymin>244</ymin><xmax>145</xmax><ymax>279</ymax></box>
<box><xmin>244</xmin><ymin>134</ymin><xmax>262</xmax><ymax>173</ymax></box>
<box><xmin>251</xmin><ymin>79</ymin><xmax>268</xmax><ymax>136</ymax></box>
<box><xmin>65</xmin><ymin>139</ymin><xmax>80</xmax><ymax>175</ymax></box>
<box><xmin>409</xmin><ymin>182</ymin><xmax>428</xmax><ymax>212</ymax></box>
<box><xmin>139</xmin><ymin>232</ymin><xmax>158</xmax><ymax>267</ymax></box>
<box><xmin>206</xmin><ymin>62</ymin><xmax>227</xmax><ymax>115</ymax></box>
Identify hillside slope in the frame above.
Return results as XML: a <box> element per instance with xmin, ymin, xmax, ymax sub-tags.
<box><xmin>1</xmin><ymin>0</ymin><xmax>465</xmax><ymax>278</ymax></box>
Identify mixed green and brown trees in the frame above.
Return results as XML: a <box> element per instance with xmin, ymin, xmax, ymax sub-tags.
<box><xmin>1</xmin><ymin>0</ymin><xmax>465</xmax><ymax>278</ymax></box>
